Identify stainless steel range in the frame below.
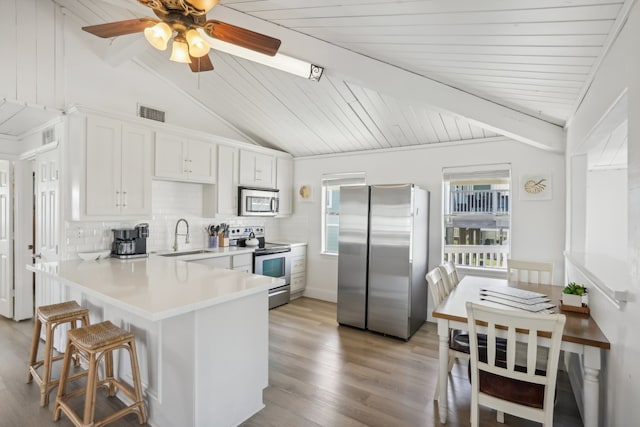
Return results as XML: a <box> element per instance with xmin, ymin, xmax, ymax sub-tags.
<box><xmin>229</xmin><ymin>226</ymin><xmax>291</xmax><ymax>309</ymax></box>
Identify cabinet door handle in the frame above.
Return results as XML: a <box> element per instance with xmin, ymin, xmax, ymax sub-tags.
<box><xmin>115</xmin><ymin>190</ymin><xmax>120</xmax><ymax>207</ymax></box>
<box><xmin>122</xmin><ymin>191</ymin><xmax>127</xmax><ymax>208</ymax></box>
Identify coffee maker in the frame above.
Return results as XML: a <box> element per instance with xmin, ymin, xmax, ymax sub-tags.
<box><xmin>111</xmin><ymin>223</ymin><xmax>149</xmax><ymax>259</ymax></box>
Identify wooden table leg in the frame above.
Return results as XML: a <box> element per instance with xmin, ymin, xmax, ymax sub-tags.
<box><xmin>437</xmin><ymin>319</ymin><xmax>449</xmax><ymax>424</ymax></box>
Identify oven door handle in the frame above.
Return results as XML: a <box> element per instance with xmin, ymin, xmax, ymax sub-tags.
<box><xmin>269</xmin><ymin>286</ymin><xmax>290</xmax><ymax>296</ymax></box>
<box><xmin>256</xmin><ymin>248</ymin><xmax>291</xmax><ymax>256</ymax></box>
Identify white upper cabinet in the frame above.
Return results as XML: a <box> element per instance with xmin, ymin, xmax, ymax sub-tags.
<box><xmin>155</xmin><ymin>132</ymin><xmax>216</xmax><ymax>183</ymax></box>
<box><xmin>239</xmin><ymin>150</ymin><xmax>275</xmax><ymax>188</ymax></box>
<box><xmin>215</xmin><ymin>145</ymin><xmax>239</xmax><ymax>216</ymax></box>
<box><xmin>85</xmin><ymin>116</ymin><xmax>152</xmax><ymax>217</ymax></box>
<box><xmin>276</xmin><ymin>157</ymin><xmax>293</xmax><ymax>216</ymax></box>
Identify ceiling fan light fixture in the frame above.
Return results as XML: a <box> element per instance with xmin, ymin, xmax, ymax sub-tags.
<box><xmin>186</xmin><ymin>29</ymin><xmax>210</xmax><ymax>58</ymax></box>
<box><xmin>144</xmin><ymin>22</ymin><xmax>172</xmax><ymax>51</ymax></box>
<box><xmin>170</xmin><ymin>38</ymin><xmax>192</xmax><ymax>64</ymax></box>
<box><xmin>186</xmin><ymin>0</ymin><xmax>220</xmax><ymax>14</ymax></box>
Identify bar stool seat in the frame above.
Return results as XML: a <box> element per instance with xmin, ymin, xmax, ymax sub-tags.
<box><xmin>27</xmin><ymin>301</ymin><xmax>90</xmax><ymax>406</ymax></box>
<box><xmin>53</xmin><ymin>321</ymin><xmax>147</xmax><ymax>427</ymax></box>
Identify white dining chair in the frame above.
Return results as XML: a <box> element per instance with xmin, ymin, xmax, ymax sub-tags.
<box><xmin>507</xmin><ymin>259</ymin><xmax>553</xmax><ymax>285</ymax></box>
<box><xmin>426</xmin><ymin>267</ymin><xmax>469</xmax><ymax>400</ymax></box>
<box><xmin>439</xmin><ymin>260</ymin><xmax>460</xmax><ymax>292</ymax></box>
<box><xmin>465</xmin><ymin>302</ymin><xmax>566</xmax><ymax>427</ymax></box>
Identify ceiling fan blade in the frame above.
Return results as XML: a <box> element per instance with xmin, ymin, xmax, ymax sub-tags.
<box><xmin>82</xmin><ymin>18</ymin><xmax>156</xmax><ymax>38</ymax></box>
<box><xmin>203</xmin><ymin>21</ymin><xmax>281</xmax><ymax>56</ymax></box>
<box><xmin>189</xmin><ymin>54</ymin><xmax>214</xmax><ymax>72</ymax></box>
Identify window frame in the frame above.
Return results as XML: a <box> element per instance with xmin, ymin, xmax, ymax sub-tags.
<box><xmin>320</xmin><ymin>172</ymin><xmax>366</xmax><ymax>255</ymax></box>
<box><xmin>442</xmin><ymin>164</ymin><xmax>511</xmax><ymax>270</ymax></box>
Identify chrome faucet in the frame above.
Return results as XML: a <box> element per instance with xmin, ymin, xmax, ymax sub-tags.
<box><xmin>173</xmin><ymin>218</ymin><xmax>190</xmax><ymax>251</ymax></box>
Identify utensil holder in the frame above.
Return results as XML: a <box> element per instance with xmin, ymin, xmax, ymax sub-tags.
<box><xmin>208</xmin><ymin>236</ymin><xmax>219</xmax><ymax>248</ymax></box>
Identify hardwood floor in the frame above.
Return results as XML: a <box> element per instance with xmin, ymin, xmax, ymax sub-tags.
<box><xmin>243</xmin><ymin>297</ymin><xmax>582</xmax><ymax>427</ymax></box>
<box><xmin>0</xmin><ymin>315</ymin><xmax>148</xmax><ymax>427</ymax></box>
<box><xmin>0</xmin><ymin>298</ymin><xmax>582</xmax><ymax>426</ymax></box>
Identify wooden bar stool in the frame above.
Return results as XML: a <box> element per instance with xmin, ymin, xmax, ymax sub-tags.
<box><xmin>27</xmin><ymin>300</ymin><xmax>90</xmax><ymax>406</ymax></box>
<box><xmin>53</xmin><ymin>321</ymin><xmax>147</xmax><ymax>427</ymax></box>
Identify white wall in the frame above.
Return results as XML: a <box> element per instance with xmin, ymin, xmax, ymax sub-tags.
<box><xmin>0</xmin><ymin>0</ymin><xmax>254</xmax><ymax>144</ymax></box>
<box><xmin>585</xmin><ymin>169</ymin><xmax>627</xmax><ymax>260</ymax></box>
<box><xmin>61</xmin><ymin>14</ymin><xmax>251</xmax><ymax>142</ymax></box>
<box><xmin>0</xmin><ymin>0</ymin><xmax>62</xmax><ymax>108</ymax></box>
<box><xmin>280</xmin><ymin>138</ymin><xmax>566</xmax><ymax>305</ymax></box>
<box><xmin>565</xmin><ymin>2</ymin><xmax>640</xmax><ymax>426</ymax></box>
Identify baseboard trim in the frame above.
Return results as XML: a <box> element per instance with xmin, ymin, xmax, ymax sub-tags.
<box><xmin>303</xmin><ymin>288</ymin><xmax>336</xmax><ymax>303</ymax></box>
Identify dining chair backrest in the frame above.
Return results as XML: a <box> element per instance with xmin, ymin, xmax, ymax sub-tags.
<box><xmin>465</xmin><ymin>302</ymin><xmax>566</xmax><ymax>427</ymax></box>
<box><xmin>507</xmin><ymin>259</ymin><xmax>553</xmax><ymax>285</ymax></box>
<box><xmin>439</xmin><ymin>261</ymin><xmax>459</xmax><ymax>292</ymax></box>
<box><xmin>426</xmin><ymin>267</ymin><xmax>448</xmax><ymax>307</ymax></box>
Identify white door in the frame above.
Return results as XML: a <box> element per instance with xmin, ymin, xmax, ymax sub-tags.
<box><xmin>35</xmin><ymin>149</ymin><xmax>62</xmax><ymax>310</ymax></box>
<box><xmin>0</xmin><ymin>161</ymin><xmax>13</xmax><ymax>318</ymax></box>
<box><xmin>188</xmin><ymin>140</ymin><xmax>216</xmax><ymax>183</ymax></box>
<box><xmin>276</xmin><ymin>157</ymin><xmax>293</xmax><ymax>216</ymax></box>
<box><xmin>86</xmin><ymin>116</ymin><xmax>122</xmax><ymax>216</ymax></box>
<box><xmin>12</xmin><ymin>160</ymin><xmax>35</xmax><ymax>321</ymax></box>
<box><xmin>254</xmin><ymin>152</ymin><xmax>275</xmax><ymax>187</ymax></box>
<box><xmin>154</xmin><ymin>133</ymin><xmax>186</xmax><ymax>180</ymax></box>
<box><xmin>217</xmin><ymin>145</ymin><xmax>239</xmax><ymax>215</ymax></box>
<box><xmin>121</xmin><ymin>123</ymin><xmax>152</xmax><ymax>216</ymax></box>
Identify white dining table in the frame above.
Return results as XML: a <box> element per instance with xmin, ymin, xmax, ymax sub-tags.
<box><xmin>432</xmin><ymin>275</ymin><xmax>610</xmax><ymax>427</ymax></box>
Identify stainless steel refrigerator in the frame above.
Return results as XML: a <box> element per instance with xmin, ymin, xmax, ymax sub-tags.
<box><xmin>337</xmin><ymin>184</ymin><xmax>429</xmax><ymax>340</ymax></box>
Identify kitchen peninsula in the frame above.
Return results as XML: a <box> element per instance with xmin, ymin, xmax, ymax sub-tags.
<box><xmin>28</xmin><ymin>255</ymin><xmax>282</xmax><ymax>427</ymax></box>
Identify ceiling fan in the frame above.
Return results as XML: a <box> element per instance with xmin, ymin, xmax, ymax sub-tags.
<box><xmin>82</xmin><ymin>0</ymin><xmax>281</xmax><ymax>73</ymax></box>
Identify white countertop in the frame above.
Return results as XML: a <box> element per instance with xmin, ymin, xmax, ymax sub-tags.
<box><xmin>151</xmin><ymin>246</ymin><xmax>256</xmax><ymax>261</ymax></box>
<box><xmin>27</xmin><ymin>256</ymin><xmax>283</xmax><ymax>322</ymax></box>
<box><xmin>267</xmin><ymin>240</ymin><xmax>307</xmax><ymax>247</ymax></box>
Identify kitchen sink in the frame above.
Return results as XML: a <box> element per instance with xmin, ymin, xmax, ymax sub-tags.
<box><xmin>157</xmin><ymin>250</ymin><xmax>210</xmax><ymax>257</ymax></box>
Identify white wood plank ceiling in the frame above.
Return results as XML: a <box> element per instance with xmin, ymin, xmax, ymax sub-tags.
<box><xmin>52</xmin><ymin>0</ymin><xmax>630</xmax><ymax>157</ymax></box>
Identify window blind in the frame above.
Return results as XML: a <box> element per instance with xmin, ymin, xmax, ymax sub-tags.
<box><xmin>321</xmin><ymin>172</ymin><xmax>366</xmax><ymax>187</ymax></box>
<box><xmin>443</xmin><ymin>165</ymin><xmax>511</xmax><ymax>182</ymax></box>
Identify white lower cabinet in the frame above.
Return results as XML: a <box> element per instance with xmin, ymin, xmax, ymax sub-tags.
<box><xmin>232</xmin><ymin>253</ymin><xmax>253</xmax><ymax>273</ymax></box>
<box><xmin>189</xmin><ymin>256</ymin><xmax>231</xmax><ymax>269</ymax></box>
<box><xmin>289</xmin><ymin>245</ymin><xmax>307</xmax><ymax>298</ymax></box>
<box><xmin>187</xmin><ymin>253</ymin><xmax>253</xmax><ymax>272</ymax></box>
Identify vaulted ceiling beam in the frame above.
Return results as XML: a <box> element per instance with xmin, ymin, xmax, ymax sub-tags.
<box><xmin>210</xmin><ymin>6</ymin><xmax>565</xmax><ymax>152</ymax></box>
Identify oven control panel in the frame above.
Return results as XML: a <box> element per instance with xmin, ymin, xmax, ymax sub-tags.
<box><xmin>227</xmin><ymin>226</ymin><xmax>265</xmax><ymax>245</ymax></box>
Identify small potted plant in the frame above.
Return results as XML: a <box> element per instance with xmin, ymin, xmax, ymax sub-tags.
<box><xmin>562</xmin><ymin>282</ymin><xmax>588</xmax><ymax>307</ymax></box>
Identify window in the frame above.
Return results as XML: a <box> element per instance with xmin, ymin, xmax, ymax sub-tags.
<box><xmin>321</xmin><ymin>173</ymin><xmax>366</xmax><ymax>255</ymax></box>
<box><xmin>442</xmin><ymin>165</ymin><xmax>511</xmax><ymax>269</ymax></box>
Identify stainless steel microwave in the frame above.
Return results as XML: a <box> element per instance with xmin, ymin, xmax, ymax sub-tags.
<box><xmin>238</xmin><ymin>187</ymin><xmax>279</xmax><ymax>216</ymax></box>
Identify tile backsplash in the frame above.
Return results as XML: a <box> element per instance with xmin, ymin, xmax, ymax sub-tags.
<box><xmin>64</xmin><ymin>180</ymin><xmax>280</xmax><ymax>258</ymax></box>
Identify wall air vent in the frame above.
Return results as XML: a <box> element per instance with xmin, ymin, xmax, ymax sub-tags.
<box><xmin>138</xmin><ymin>105</ymin><xmax>166</xmax><ymax>123</ymax></box>
<box><xmin>42</xmin><ymin>126</ymin><xmax>56</xmax><ymax>145</ymax></box>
